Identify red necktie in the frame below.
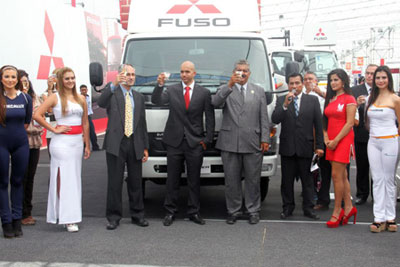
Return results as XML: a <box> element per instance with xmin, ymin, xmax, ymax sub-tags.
<box><xmin>184</xmin><ymin>86</ymin><xmax>190</xmax><ymax>109</ymax></box>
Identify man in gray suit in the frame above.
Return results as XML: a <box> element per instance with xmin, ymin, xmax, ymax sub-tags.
<box><xmin>98</xmin><ymin>64</ymin><xmax>149</xmax><ymax>230</ymax></box>
<box><xmin>212</xmin><ymin>59</ymin><xmax>270</xmax><ymax>225</ymax></box>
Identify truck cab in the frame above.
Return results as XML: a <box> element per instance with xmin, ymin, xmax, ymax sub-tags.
<box><xmin>271</xmin><ymin>47</ymin><xmax>340</xmax><ymax>90</ymax></box>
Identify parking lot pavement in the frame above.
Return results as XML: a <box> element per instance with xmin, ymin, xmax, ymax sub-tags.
<box><xmin>1</xmin><ymin>135</ymin><xmax>399</xmax><ymax>266</ymax></box>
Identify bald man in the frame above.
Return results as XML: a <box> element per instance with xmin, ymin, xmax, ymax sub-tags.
<box><xmin>152</xmin><ymin>61</ymin><xmax>215</xmax><ymax>226</ymax></box>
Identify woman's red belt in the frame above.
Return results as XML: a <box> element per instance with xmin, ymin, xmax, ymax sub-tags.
<box><xmin>60</xmin><ymin>125</ymin><xmax>83</xmax><ymax>135</ymax></box>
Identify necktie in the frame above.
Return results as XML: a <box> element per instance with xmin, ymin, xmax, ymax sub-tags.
<box><xmin>124</xmin><ymin>91</ymin><xmax>133</xmax><ymax>137</ymax></box>
<box><xmin>240</xmin><ymin>86</ymin><xmax>245</xmax><ymax>105</ymax></box>
<box><xmin>294</xmin><ymin>96</ymin><xmax>299</xmax><ymax>117</ymax></box>
<box><xmin>184</xmin><ymin>86</ymin><xmax>190</xmax><ymax>109</ymax></box>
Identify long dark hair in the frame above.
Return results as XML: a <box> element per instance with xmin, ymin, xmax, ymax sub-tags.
<box><xmin>323</xmin><ymin>68</ymin><xmax>351</xmax><ymax>130</ymax></box>
<box><xmin>0</xmin><ymin>65</ymin><xmax>23</xmax><ymax>126</ymax></box>
<box><xmin>18</xmin><ymin>69</ymin><xmax>36</xmax><ymax>99</ymax></box>
<box><xmin>365</xmin><ymin>65</ymin><xmax>394</xmax><ymax>126</ymax></box>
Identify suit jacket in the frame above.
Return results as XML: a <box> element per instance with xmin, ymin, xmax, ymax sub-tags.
<box><xmin>151</xmin><ymin>83</ymin><xmax>215</xmax><ymax>148</ymax></box>
<box><xmin>98</xmin><ymin>83</ymin><xmax>149</xmax><ymax>160</ymax></box>
<box><xmin>272</xmin><ymin>93</ymin><xmax>323</xmax><ymax>158</ymax></box>
<box><xmin>351</xmin><ymin>84</ymin><xmax>369</xmax><ymax>143</ymax></box>
<box><xmin>212</xmin><ymin>83</ymin><xmax>270</xmax><ymax>153</ymax></box>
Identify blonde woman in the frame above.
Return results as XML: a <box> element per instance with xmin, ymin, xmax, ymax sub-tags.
<box><xmin>34</xmin><ymin>67</ymin><xmax>90</xmax><ymax>232</ymax></box>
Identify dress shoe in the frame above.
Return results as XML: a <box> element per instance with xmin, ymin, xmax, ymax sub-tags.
<box><xmin>313</xmin><ymin>204</ymin><xmax>329</xmax><ymax>211</ymax></box>
<box><xmin>131</xmin><ymin>217</ymin><xmax>149</xmax><ymax>227</ymax></box>
<box><xmin>12</xmin><ymin>220</ymin><xmax>23</xmax><ymax>237</ymax></box>
<box><xmin>280</xmin><ymin>211</ymin><xmax>292</xmax><ymax>219</ymax></box>
<box><xmin>342</xmin><ymin>207</ymin><xmax>357</xmax><ymax>225</ymax></box>
<box><xmin>304</xmin><ymin>211</ymin><xmax>320</xmax><ymax>220</ymax></box>
<box><xmin>66</xmin><ymin>224</ymin><xmax>79</xmax><ymax>233</ymax></box>
<box><xmin>249</xmin><ymin>214</ymin><xmax>260</xmax><ymax>224</ymax></box>
<box><xmin>163</xmin><ymin>214</ymin><xmax>175</xmax><ymax>226</ymax></box>
<box><xmin>326</xmin><ymin>209</ymin><xmax>344</xmax><ymax>228</ymax></box>
<box><xmin>106</xmin><ymin>220</ymin><xmax>119</xmax><ymax>230</ymax></box>
<box><xmin>226</xmin><ymin>214</ymin><xmax>238</xmax><ymax>225</ymax></box>
<box><xmin>189</xmin><ymin>213</ymin><xmax>205</xmax><ymax>225</ymax></box>
<box><xmin>2</xmin><ymin>223</ymin><xmax>14</xmax><ymax>239</ymax></box>
<box><xmin>21</xmin><ymin>216</ymin><xmax>36</xmax><ymax>225</ymax></box>
<box><xmin>355</xmin><ymin>198</ymin><xmax>367</xmax><ymax>205</ymax></box>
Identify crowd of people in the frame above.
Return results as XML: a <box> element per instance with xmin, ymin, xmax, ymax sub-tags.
<box><xmin>0</xmin><ymin>61</ymin><xmax>398</xmax><ymax>239</ymax></box>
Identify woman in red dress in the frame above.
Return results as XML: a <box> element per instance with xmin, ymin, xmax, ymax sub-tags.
<box><xmin>323</xmin><ymin>69</ymin><xmax>358</xmax><ymax>228</ymax></box>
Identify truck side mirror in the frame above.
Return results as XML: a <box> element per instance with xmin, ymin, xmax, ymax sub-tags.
<box><xmin>89</xmin><ymin>62</ymin><xmax>103</xmax><ymax>87</ymax></box>
<box><xmin>294</xmin><ymin>50</ymin><xmax>305</xmax><ymax>62</ymax></box>
<box><xmin>285</xmin><ymin>62</ymin><xmax>300</xmax><ymax>83</ymax></box>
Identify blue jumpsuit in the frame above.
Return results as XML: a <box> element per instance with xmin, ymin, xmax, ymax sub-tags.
<box><xmin>0</xmin><ymin>92</ymin><xmax>32</xmax><ymax>224</ymax></box>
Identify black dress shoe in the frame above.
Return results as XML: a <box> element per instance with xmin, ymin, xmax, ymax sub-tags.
<box><xmin>12</xmin><ymin>220</ymin><xmax>23</xmax><ymax>237</ymax></box>
<box><xmin>188</xmin><ymin>214</ymin><xmax>205</xmax><ymax>225</ymax></box>
<box><xmin>131</xmin><ymin>217</ymin><xmax>149</xmax><ymax>227</ymax></box>
<box><xmin>249</xmin><ymin>214</ymin><xmax>260</xmax><ymax>224</ymax></box>
<box><xmin>355</xmin><ymin>198</ymin><xmax>367</xmax><ymax>205</ymax></box>
<box><xmin>304</xmin><ymin>211</ymin><xmax>320</xmax><ymax>220</ymax></box>
<box><xmin>106</xmin><ymin>220</ymin><xmax>119</xmax><ymax>230</ymax></box>
<box><xmin>2</xmin><ymin>223</ymin><xmax>14</xmax><ymax>238</ymax></box>
<box><xmin>280</xmin><ymin>211</ymin><xmax>292</xmax><ymax>219</ymax></box>
<box><xmin>226</xmin><ymin>214</ymin><xmax>237</xmax><ymax>225</ymax></box>
<box><xmin>163</xmin><ymin>214</ymin><xmax>175</xmax><ymax>226</ymax></box>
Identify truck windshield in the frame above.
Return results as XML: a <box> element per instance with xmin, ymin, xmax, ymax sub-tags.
<box><xmin>123</xmin><ymin>37</ymin><xmax>272</xmax><ymax>94</ymax></box>
<box><xmin>300</xmin><ymin>51</ymin><xmax>339</xmax><ymax>81</ymax></box>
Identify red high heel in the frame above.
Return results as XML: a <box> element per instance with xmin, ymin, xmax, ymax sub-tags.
<box><xmin>326</xmin><ymin>209</ymin><xmax>344</xmax><ymax>228</ymax></box>
<box><xmin>342</xmin><ymin>207</ymin><xmax>357</xmax><ymax>225</ymax></box>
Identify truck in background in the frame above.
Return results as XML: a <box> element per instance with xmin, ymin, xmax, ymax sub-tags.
<box><xmin>90</xmin><ymin>0</ymin><xmax>278</xmax><ymax>201</ymax></box>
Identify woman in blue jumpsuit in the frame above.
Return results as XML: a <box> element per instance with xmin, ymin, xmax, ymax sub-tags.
<box><xmin>0</xmin><ymin>65</ymin><xmax>32</xmax><ymax>238</ymax></box>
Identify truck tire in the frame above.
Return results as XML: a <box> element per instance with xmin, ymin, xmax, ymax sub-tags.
<box><xmin>260</xmin><ymin>177</ymin><xmax>270</xmax><ymax>202</ymax></box>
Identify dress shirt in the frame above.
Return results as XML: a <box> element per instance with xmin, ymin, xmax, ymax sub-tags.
<box><xmin>235</xmin><ymin>83</ymin><xmax>247</xmax><ymax>99</ymax></box>
<box><xmin>182</xmin><ymin>81</ymin><xmax>195</xmax><ymax>100</ymax></box>
<box><xmin>85</xmin><ymin>95</ymin><xmax>93</xmax><ymax>115</ymax></box>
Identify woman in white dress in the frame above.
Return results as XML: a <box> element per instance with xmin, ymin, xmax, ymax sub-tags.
<box><xmin>33</xmin><ymin>67</ymin><xmax>90</xmax><ymax>232</ymax></box>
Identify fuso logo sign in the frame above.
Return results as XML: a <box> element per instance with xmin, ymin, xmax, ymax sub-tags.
<box><xmin>37</xmin><ymin>11</ymin><xmax>64</xmax><ymax>80</ymax></box>
<box><xmin>159</xmin><ymin>0</ymin><xmax>230</xmax><ymax>28</ymax></box>
<box><xmin>314</xmin><ymin>28</ymin><xmax>327</xmax><ymax>41</ymax></box>
<box><xmin>167</xmin><ymin>0</ymin><xmax>221</xmax><ymax>14</ymax></box>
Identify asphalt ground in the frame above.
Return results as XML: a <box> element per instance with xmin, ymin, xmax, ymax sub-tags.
<box><xmin>1</xmin><ymin>134</ymin><xmax>399</xmax><ymax>267</ymax></box>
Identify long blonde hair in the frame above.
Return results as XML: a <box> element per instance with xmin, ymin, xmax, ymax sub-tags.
<box><xmin>56</xmin><ymin>67</ymin><xmax>84</xmax><ymax>116</ymax></box>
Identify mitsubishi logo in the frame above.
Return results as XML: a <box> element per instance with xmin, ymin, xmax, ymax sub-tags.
<box><xmin>316</xmin><ymin>28</ymin><xmax>325</xmax><ymax>37</ymax></box>
<box><xmin>37</xmin><ymin>11</ymin><xmax>64</xmax><ymax>80</ymax></box>
<box><xmin>167</xmin><ymin>0</ymin><xmax>221</xmax><ymax>14</ymax></box>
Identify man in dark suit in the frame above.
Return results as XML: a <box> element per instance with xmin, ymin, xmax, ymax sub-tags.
<box><xmin>98</xmin><ymin>64</ymin><xmax>149</xmax><ymax>230</ymax></box>
<box><xmin>152</xmin><ymin>61</ymin><xmax>215</xmax><ymax>226</ymax></box>
<box><xmin>351</xmin><ymin>64</ymin><xmax>378</xmax><ymax>205</ymax></box>
<box><xmin>272</xmin><ymin>73</ymin><xmax>324</xmax><ymax>220</ymax></box>
<box><xmin>212</xmin><ymin>59</ymin><xmax>270</xmax><ymax>225</ymax></box>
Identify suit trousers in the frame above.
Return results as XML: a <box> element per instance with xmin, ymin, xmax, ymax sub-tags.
<box><xmin>316</xmin><ymin>146</ymin><xmax>332</xmax><ymax>207</ymax></box>
<box><xmin>106</xmin><ymin>136</ymin><xmax>144</xmax><ymax>222</ymax></box>
<box><xmin>281</xmin><ymin>155</ymin><xmax>314</xmax><ymax>213</ymax></box>
<box><xmin>355</xmin><ymin>141</ymin><xmax>371</xmax><ymax>200</ymax></box>
<box><xmin>88</xmin><ymin>115</ymin><xmax>99</xmax><ymax>150</ymax></box>
<box><xmin>164</xmin><ymin>139</ymin><xmax>203</xmax><ymax>215</ymax></box>
<box><xmin>23</xmin><ymin>148</ymin><xmax>40</xmax><ymax>218</ymax></box>
<box><xmin>221</xmin><ymin>151</ymin><xmax>262</xmax><ymax>215</ymax></box>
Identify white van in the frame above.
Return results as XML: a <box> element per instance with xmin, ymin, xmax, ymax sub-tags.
<box><xmin>90</xmin><ymin>0</ymin><xmax>278</xmax><ymax>201</ymax></box>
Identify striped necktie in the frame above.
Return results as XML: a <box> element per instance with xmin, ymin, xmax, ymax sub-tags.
<box><xmin>124</xmin><ymin>91</ymin><xmax>133</xmax><ymax>137</ymax></box>
<box><xmin>294</xmin><ymin>96</ymin><xmax>299</xmax><ymax>117</ymax></box>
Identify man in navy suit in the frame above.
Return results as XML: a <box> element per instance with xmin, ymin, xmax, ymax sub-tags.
<box><xmin>152</xmin><ymin>61</ymin><xmax>215</xmax><ymax>226</ymax></box>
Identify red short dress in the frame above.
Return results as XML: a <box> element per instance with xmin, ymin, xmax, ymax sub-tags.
<box><xmin>324</xmin><ymin>93</ymin><xmax>357</xmax><ymax>163</ymax></box>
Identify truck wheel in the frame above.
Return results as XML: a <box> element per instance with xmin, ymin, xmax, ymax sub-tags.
<box><xmin>260</xmin><ymin>177</ymin><xmax>269</xmax><ymax>202</ymax></box>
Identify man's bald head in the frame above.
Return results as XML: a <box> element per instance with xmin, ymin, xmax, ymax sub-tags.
<box><xmin>180</xmin><ymin>61</ymin><xmax>197</xmax><ymax>86</ymax></box>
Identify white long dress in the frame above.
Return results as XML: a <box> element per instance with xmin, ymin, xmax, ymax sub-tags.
<box><xmin>47</xmin><ymin>93</ymin><xmax>83</xmax><ymax>224</ymax></box>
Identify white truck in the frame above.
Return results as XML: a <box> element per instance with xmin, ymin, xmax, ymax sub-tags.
<box><xmin>270</xmin><ymin>47</ymin><xmax>340</xmax><ymax>90</ymax></box>
<box><xmin>90</xmin><ymin>0</ymin><xmax>278</xmax><ymax>200</ymax></box>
